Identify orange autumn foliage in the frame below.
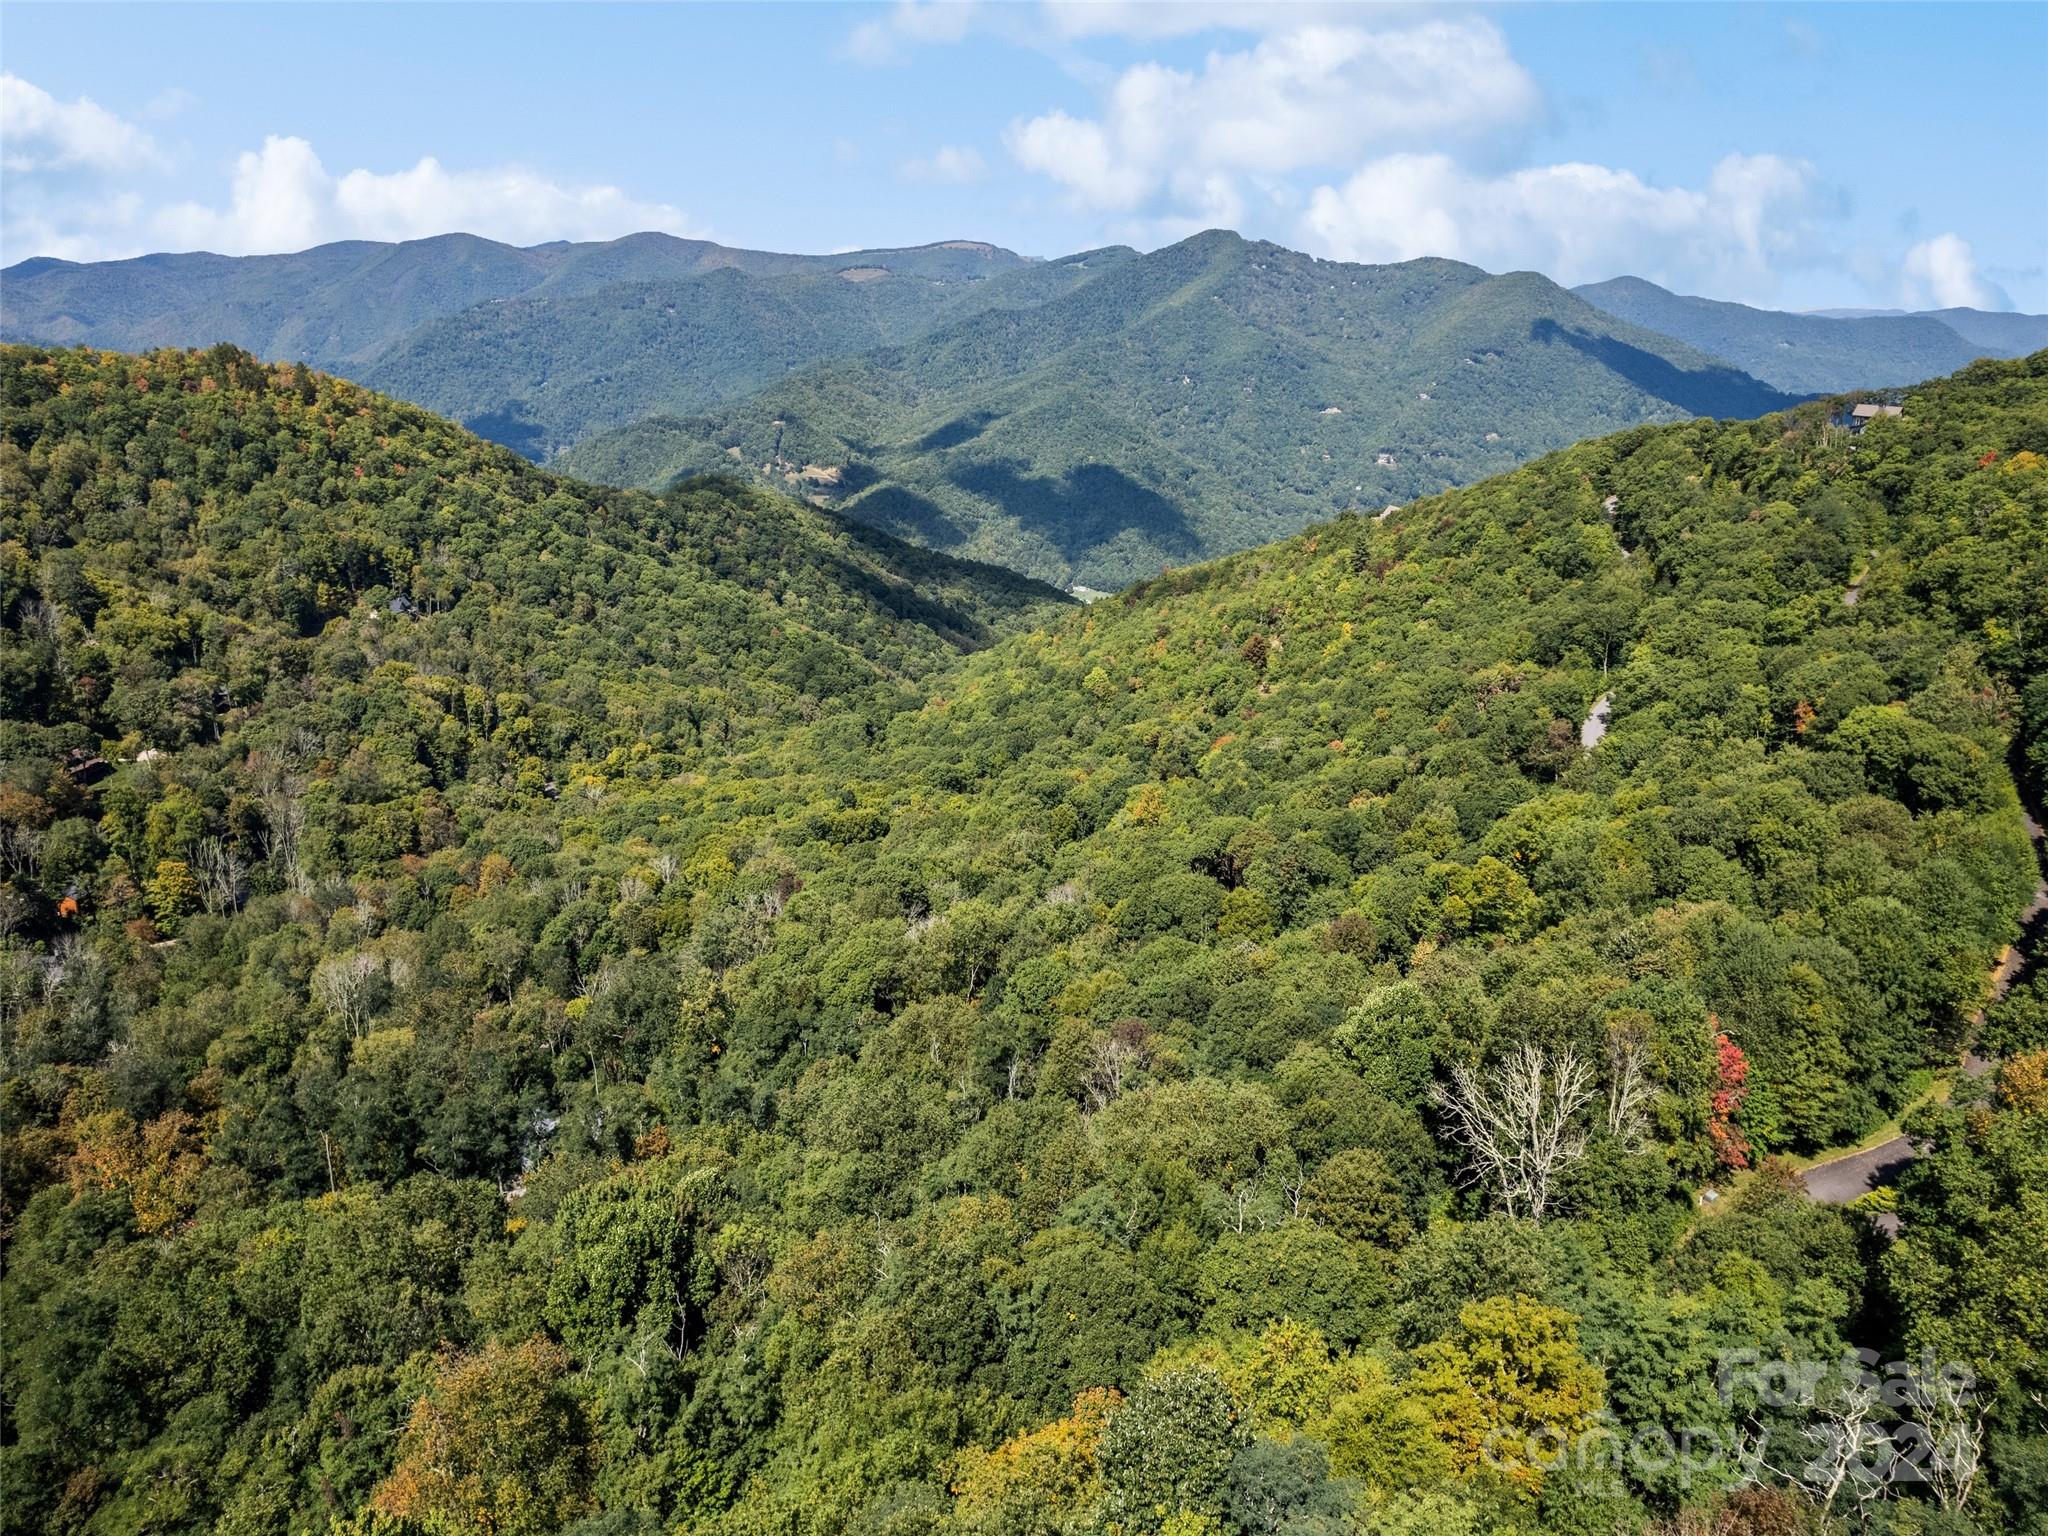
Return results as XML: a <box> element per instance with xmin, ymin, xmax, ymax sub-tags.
<box><xmin>372</xmin><ymin>1336</ymin><xmax>598</xmax><ymax>1535</ymax></box>
<box><xmin>64</xmin><ymin>1096</ymin><xmax>213</xmax><ymax>1235</ymax></box>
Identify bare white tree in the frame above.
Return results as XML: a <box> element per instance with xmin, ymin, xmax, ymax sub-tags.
<box><xmin>1605</xmin><ymin>1023</ymin><xmax>1655</xmax><ymax>1150</ymax></box>
<box><xmin>311</xmin><ymin>950</ymin><xmax>386</xmax><ymax>1039</ymax></box>
<box><xmin>1228</xmin><ymin>1170</ymin><xmax>1264</xmax><ymax>1234</ymax></box>
<box><xmin>1902</xmin><ymin>1358</ymin><xmax>1986</xmax><ymax>1514</ymax></box>
<box><xmin>257</xmin><ymin>770</ymin><xmax>308</xmax><ymax>894</ymax></box>
<box><xmin>193</xmin><ymin>836</ymin><xmax>247</xmax><ymax>916</ymax></box>
<box><xmin>1275</xmin><ymin>1148</ymin><xmax>1314</xmax><ymax>1220</ymax></box>
<box><xmin>15</xmin><ymin>597</ymin><xmax>60</xmax><ymax>643</ymax></box>
<box><xmin>1082</xmin><ymin>1029</ymin><xmax>1146</xmax><ymax>1113</ymax></box>
<box><xmin>1774</xmin><ymin>1372</ymin><xmax>1898</xmax><ymax>1523</ymax></box>
<box><xmin>0</xmin><ymin>823</ymin><xmax>44</xmax><ymax>883</ymax></box>
<box><xmin>0</xmin><ymin>948</ymin><xmax>39</xmax><ymax>1027</ymax></box>
<box><xmin>576</xmin><ymin>956</ymin><xmax>620</xmax><ymax>1009</ymax></box>
<box><xmin>1431</xmin><ymin>1043</ymin><xmax>1595</xmax><ymax>1222</ymax></box>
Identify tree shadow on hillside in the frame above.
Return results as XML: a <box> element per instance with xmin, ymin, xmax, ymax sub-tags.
<box><xmin>917</xmin><ymin>411</ymin><xmax>1000</xmax><ymax>452</ymax></box>
<box><xmin>951</xmin><ymin>460</ymin><xmax>1200</xmax><ymax>565</ymax></box>
<box><xmin>465</xmin><ymin>400</ymin><xmax>550</xmax><ymax>461</ymax></box>
<box><xmin>846</xmin><ymin>485</ymin><xmax>971</xmax><ymax>548</ymax></box>
<box><xmin>809</xmin><ymin>546</ymin><xmax>994</xmax><ymax>649</ymax></box>
<box><xmin>1531</xmin><ymin>319</ymin><xmax>1804</xmax><ymax>418</ymax></box>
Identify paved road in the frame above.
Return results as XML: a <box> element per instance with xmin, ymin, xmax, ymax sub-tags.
<box><xmin>1801</xmin><ymin>800</ymin><xmax>2045</xmax><ymax>1209</ymax></box>
<box><xmin>1799</xmin><ymin>1136</ymin><xmax>1916</xmax><ymax>1203</ymax></box>
<box><xmin>1581</xmin><ymin>693</ymin><xmax>1613</xmax><ymax>748</ymax></box>
<box><xmin>1844</xmin><ymin>549</ymin><xmax>1875</xmax><ymax>606</ymax></box>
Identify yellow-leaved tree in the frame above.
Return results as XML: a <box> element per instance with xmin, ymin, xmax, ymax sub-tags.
<box><xmin>371</xmin><ymin>1336</ymin><xmax>598</xmax><ymax>1535</ymax></box>
<box><xmin>1409</xmin><ymin>1293</ymin><xmax>1605</xmax><ymax>1494</ymax></box>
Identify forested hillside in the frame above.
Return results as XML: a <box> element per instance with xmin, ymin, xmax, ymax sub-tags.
<box><xmin>0</xmin><ymin>344</ymin><xmax>1069</xmax><ymax>766</ymax></box>
<box><xmin>1</xmin><ymin>235</ymin><xmax>1066</xmax><ymax>464</ymax></box>
<box><xmin>1922</xmin><ymin>306</ymin><xmax>2048</xmax><ymax>355</ymax></box>
<box><xmin>358</xmin><ymin>251</ymin><xmax>1138</xmax><ymax>460</ymax></box>
<box><xmin>3</xmin><ymin>346</ymin><xmax>2046</xmax><ymax>1536</ymax></box>
<box><xmin>1573</xmin><ymin>277</ymin><xmax>2002</xmax><ymax>395</ymax></box>
<box><xmin>559</xmin><ymin>231</ymin><xmax>1798</xmax><ymax>589</ymax></box>
<box><xmin>1808</xmin><ymin>306</ymin><xmax>2048</xmax><ymax>359</ymax></box>
<box><xmin>0</xmin><ymin>232</ymin><xmax>1036</xmax><ymax>371</ymax></box>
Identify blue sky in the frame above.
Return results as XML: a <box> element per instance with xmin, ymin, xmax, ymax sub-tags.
<box><xmin>3</xmin><ymin>1</ymin><xmax>2043</xmax><ymax>311</ymax></box>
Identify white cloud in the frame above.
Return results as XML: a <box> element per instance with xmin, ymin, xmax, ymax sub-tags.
<box><xmin>147</xmin><ymin>135</ymin><xmax>705</xmax><ymax>255</ymax></box>
<box><xmin>898</xmin><ymin>144</ymin><xmax>990</xmax><ymax>184</ymax></box>
<box><xmin>0</xmin><ymin>73</ymin><xmax>160</xmax><ymax>173</ymax></box>
<box><xmin>1006</xmin><ymin>21</ymin><xmax>1538</xmax><ymax>218</ymax></box>
<box><xmin>846</xmin><ymin>1</ymin><xmax>980</xmax><ymax>65</ymax></box>
<box><xmin>2</xmin><ymin>194</ymin><xmax>147</xmax><ymax>264</ymax></box>
<box><xmin>1302</xmin><ymin>151</ymin><xmax>1826</xmax><ymax>302</ymax></box>
<box><xmin>987</xmin><ymin>15</ymin><xmax>1905</xmax><ymax>306</ymax></box>
<box><xmin>1900</xmin><ymin>233</ymin><xmax>2005</xmax><ymax>310</ymax></box>
<box><xmin>1</xmin><ymin>87</ymin><xmax>706</xmax><ymax>264</ymax></box>
<box><xmin>1781</xmin><ymin>17</ymin><xmax>1828</xmax><ymax>59</ymax></box>
<box><xmin>1007</xmin><ymin>111</ymin><xmax>1152</xmax><ymax>208</ymax></box>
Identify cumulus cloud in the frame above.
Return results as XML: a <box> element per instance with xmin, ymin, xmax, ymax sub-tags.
<box><xmin>145</xmin><ymin>135</ymin><xmax>704</xmax><ymax>255</ymax></box>
<box><xmin>2</xmin><ymin>195</ymin><xmax>147</xmax><ymax>264</ymax></box>
<box><xmin>1007</xmin><ymin>111</ymin><xmax>1154</xmax><ymax>208</ymax></box>
<box><xmin>1</xmin><ymin>73</ymin><xmax>161</xmax><ymax>173</ymax></box>
<box><xmin>984</xmin><ymin>15</ymin><xmax>1933</xmax><ymax>305</ymax></box>
<box><xmin>1900</xmin><ymin>233</ymin><xmax>2007</xmax><ymax>310</ymax></box>
<box><xmin>1006</xmin><ymin>21</ymin><xmax>1538</xmax><ymax>218</ymax></box>
<box><xmin>898</xmin><ymin>144</ymin><xmax>989</xmax><ymax>184</ymax></box>
<box><xmin>4</xmin><ymin>123</ymin><xmax>705</xmax><ymax>262</ymax></box>
<box><xmin>1302</xmin><ymin>151</ymin><xmax>1827</xmax><ymax>302</ymax></box>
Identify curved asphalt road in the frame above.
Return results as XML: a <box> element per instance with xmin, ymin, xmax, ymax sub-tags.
<box><xmin>1800</xmin><ymin>807</ymin><xmax>2045</xmax><ymax>1212</ymax></box>
<box><xmin>1799</xmin><ymin>1137</ymin><xmax>1916</xmax><ymax>1204</ymax></box>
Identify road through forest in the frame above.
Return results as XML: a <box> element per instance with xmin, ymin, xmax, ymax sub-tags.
<box><xmin>1799</xmin><ymin>804</ymin><xmax>2047</xmax><ymax>1207</ymax></box>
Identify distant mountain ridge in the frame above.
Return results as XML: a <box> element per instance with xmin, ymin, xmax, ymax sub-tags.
<box><xmin>0</xmin><ymin>230</ymin><xmax>1036</xmax><ymax>371</ymax></box>
<box><xmin>560</xmin><ymin>231</ymin><xmax>1800</xmax><ymax>589</ymax></box>
<box><xmin>355</xmin><ymin>251</ymin><xmax>1138</xmax><ymax>460</ymax></box>
<box><xmin>7</xmin><ymin>227</ymin><xmax>1822</xmax><ymax>592</ymax></box>
<box><xmin>1915</xmin><ymin>307</ymin><xmax>2048</xmax><ymax>356</ymax></box>
<box><xmin>1804</xmin><ymin>308</ymin><xmax>2048</xmax><ymax>355</ymax></box>
<box><xmin>1575</xmin><ymin>275</ymin><xmax>2046</xmax><ymax>393</ymax></box>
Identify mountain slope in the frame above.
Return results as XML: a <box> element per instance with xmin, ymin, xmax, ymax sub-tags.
<box><xmin>1923</xmin><ymin>306</ymin><xmax>2048</xmax><ymax>356</ymax></box>
<box><xmin>357</xmin><ymin>249</ymin><xmax>1139</xmax><ymax>459</ymax></box>
<box><xmin>0</xmin><ymin>342</ymin><xmax>1071</xmax><ymax>762</ymax></box>
<box><xmin>4</xmin><ymin>347</ymin><xmax>2044</xmax><ymax>1536</ymax></box>
<box><xmin>1806</xmin><ymin>306</ymin><xmax>2048</xmax><ymax>356</ymax></box>
<box><xmin>1576</xmin><ymin>276</ymin><xmax>2038</xmax><ymax>392</ymax></box>
<box><xmin>559</xmin><ymin>230</ymin><xmax>1799</xmax><ymax>588</ymax></box>
<box><xmin>0</xmin><ymin>231</ymin><xmax>1037</xmax><ymax>372</ymax></box>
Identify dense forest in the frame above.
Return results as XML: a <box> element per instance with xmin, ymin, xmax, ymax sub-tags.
<box><xmin>0</xmin><ymin>234</ymin><xmax>1039</xmax><ymax>374</ymax></box>
<box><xmin>0</xmin><ymin>235</ymin><xmax>1119</xmax><ymax>474</ymax></box>
<box><xmin>358</xmin><ymin>255</ymin><xmax>1135</xmax><ymax>462</ymax></box>
<box><xmin>558</xmin><ymin>232</ymin><xmax>1798</xmax><ymax>590</ymax></box>
<box><xmin>2</xmin><ymin>342</ymin><xmax>2045</xmax><ymax>1536</ymax></box>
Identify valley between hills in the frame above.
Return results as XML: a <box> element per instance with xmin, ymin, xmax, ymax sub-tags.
<box><xmin>11</xmin><ymin>228</ymin><xmax>2044</xmax><ymax>589</ymax></box>
<box><xmin>1</xmin><ymin>212</ymin><xmax>2046</xmax><ymax>1536</ymax></box>
<box><xmin>1</xmin><ymin>329</ymin><xmax>2044</xmax><ymax>1535</ymax></box>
